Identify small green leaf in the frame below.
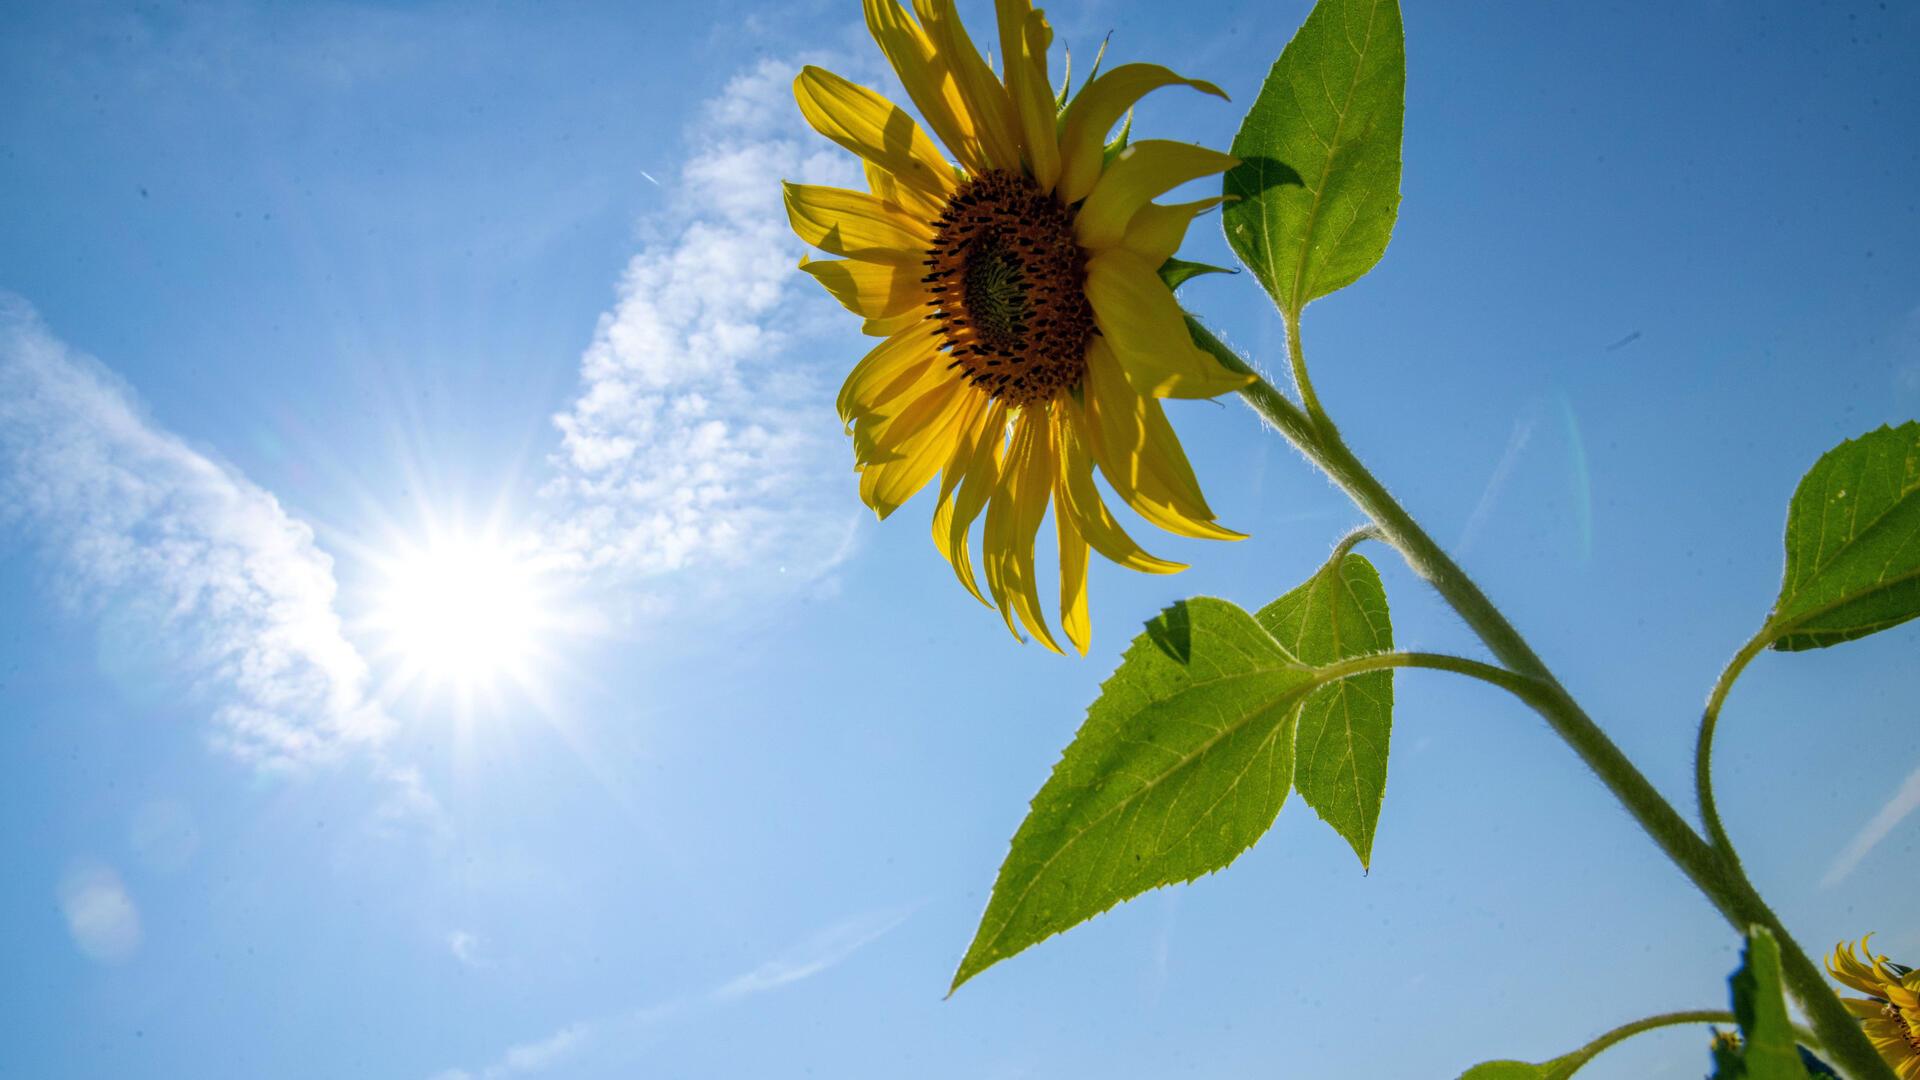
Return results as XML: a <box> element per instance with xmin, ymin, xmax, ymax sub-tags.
<box><xmin>1256</xmin><ymin>552</ymin><xmax>1393</xmax><ymax>867</ymax></box>
<box><xmin>953</xmin><ymin>598</ymin><xmax>1315</xmax><ymax>992</ymax></box>
<box><xmin>1158</xmin><ymin>257</ymin><xmax>1236</xmax><ymax>293</ymax></box>
<box><xmin>1715</xmin><ymin>927</ymin><xmax>1813</xmax><ymax>1080</ymax></box>
<box><xmin>1222</xmin><ymin>0</ymin><xmax>1405</xmax><ymax>315</ymax></box>
<box><xmin>1768</xmin><ymin>422</ymin><xmax>1920</xmax><ymax>650</ymax></box>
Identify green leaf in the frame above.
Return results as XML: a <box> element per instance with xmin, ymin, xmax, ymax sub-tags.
<box><xmin>1769</xmin><ymin>422</ymin><xmax>1920</xmax><ymax>650</ymax></box>
<box><xmin>1222</xmin><ymin>0</ymin><xmax>1405</xmax><ymax>315</ymax></box>
<box><xmin>1158</xmin><ymin>257</ymin><xmax>1236</xmax><ymax>293</ymax></box>
<box><xmin>1715</xmin><ymin>927</ymin><xmax>1813</xmax><ymax>1080</ymax></box>
<box><xmin>1256</xmin><ymin>552</ymin><xmax>1393</xmax><ymax>867</ymax></box>
<box><xmin>952</xmin><ymin>598</ymin><xmax>1315</xmax><ymax>992</ymax></box>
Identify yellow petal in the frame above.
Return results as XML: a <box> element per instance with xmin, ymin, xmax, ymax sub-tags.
<box><xmin>863</xmin><ymin>0</ymin><xmax>992</xmax><ymax>176</ymax></box>
<box><xmin>1053</xmin><ymin>401</ymin><xmax>1186</xmax><ymax>574</ymax></box>
<box><xmin>794</xmin><ymin>66</ymin><xmax>957</xmax><ymax>198</ymax></box>
<box><xmin>862</xmin><ymin>309</ymin><xmax>927</xmax><ymax>337</ymax></box>
<box><xmin>784</xmin><ymin>182</ymin><xmax>931</xmax><ymax>265</ymax></box>
<box><xmin>983</xmin><ymin>409</ymin><xmax>1063</xmax><ymax>652</ymax></box>
<box><xmin>945</xmin><ymin>401</ymin><xmax>1011</xmax><ymax>604</ymax></box>
<box><xmin>1075</xmin><ymin>140</ymin><xmax>1238</xmax><ymax>250</ymax></box>
<box><xmin>838</xmin><ymin>319</ymin><xmax>942</xmax><ymax>426</ymax></box>
<box><xmin>1055</xmin><ymin>488</ymin><xmax>1091</xmax><ymax>655</ymax></box>
<box><xmin>799</xmin><ymin>256</ymin><xmax>924</xmax><ymax>320</ymax></box>
<box><xmin>1083</xmin><ymin>337</ymin><xmax>1243</xmax><ymax>542</ymax></box>
<box><xmin>865</xmin><ymin>158</ymin><xmax>946</xmax><ymax>220</ymax></box>
<box><xmin>915</xmin><ymin>0</ymin><xmax>1022</xmax><ymax>174</ymax></box>
<box><xmin>1085</xmin><ymin>248</ymin><xmax>1255</xmax><ymax>399</ymax></box>
<box><xmin>1058</xmin><ymin>63</ymin><xmax>1228</xmax><ymax>203</ymax></box>
<box><xmin>994</xmin><ymin>0</ymin><xmax>1060</xmax><ymax>190</ymax></box>
<box><xmin>1122</xmin><ymin>196</ymin><xmax>1224</xmax><ymax>266</ymax></box>
<box><xmin>859</xmin><ymin>392</ymin><xmax>970</xmax><ymax>518</ymax></box>
<box><xmin>854</xmin><ymin>376</ymin><xmax>966</xmax><ymax>464</ymax></box>
<box><xmin>931</xmin><ymin>395</ymin><xmax>1001</xmax><ymax>605</ymax></box>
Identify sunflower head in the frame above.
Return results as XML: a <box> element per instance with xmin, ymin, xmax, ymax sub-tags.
<box><xmin>786</xmin><ymin>0</ymin><xmax>1252</xmax><ymax>654</ymax></box>
<box><xmin>1828</xmin><ymin>935</ymin><xmax>1920</xmax><ymax>1079</ymax></box>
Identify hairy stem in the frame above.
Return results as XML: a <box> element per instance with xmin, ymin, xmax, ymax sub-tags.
<box><xmin>1697</xmin><ymin>630</ymin><xmax>1773</xmax><ymax>861</ymax></box>
<box><xmin>1185</xmin><ymin>316</ymin><xmax>1893</xmax><ymax>1080</ymax></box>
<box><xmin>1283</xmin><ymin>308</ymin><xmax>1335</xmax><ymax>436</ymax></box>
<box><xmin>1559</xmin><ymin>1009</ymin><xmax>1818</xmax><ymax>1074</ymax></box>
<box><xmin>1329</xmin><ymin>522</ymin><xmax>1387</xmax><ymax>562</ymax></box>
<box><xmin>1311</xmin><ymin>650</ymin><xmax>1549</xmax><ymax>709</ymax></box>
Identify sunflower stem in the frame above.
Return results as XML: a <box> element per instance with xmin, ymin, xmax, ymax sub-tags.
<box><xmin>1696</xmin><ymin>630</ymin><xmax>1774</xmax><ymax>863</ymax></box>
<box><xmin>1185</xmin><ymin>317</ymin><xmax>1895</xmax><ymax>1080</ymax></box>
<box><xmin>1283</xmin><ymin>308</ymin><xmax>1337</xmax><ymax>439</ymax></box>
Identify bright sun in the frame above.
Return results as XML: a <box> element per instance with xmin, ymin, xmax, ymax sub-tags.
<box><xmin>365</xmin><ymin>529</ymin><xmax>561</xmax><ymax>700</ymax></box>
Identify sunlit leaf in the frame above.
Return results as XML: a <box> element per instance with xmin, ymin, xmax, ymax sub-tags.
<box><xmin>1222</xmin><ymin>0</ymin><xmax>1405</xmax><ymax>315</ymax></box>
<box><xmin>953</xmin><ymin>598</ymin><xmax>1312</xmax><ymax>992</ymax></box>
<box><xmin>1256</xmin><ymin>552</ymin><xmax>1393</xmax><ymax>867</ymax></box>
<box><xmin>1769</xmin><ymin>422</ymin><xmax>1920</xmax><ymax>650</ymax></box>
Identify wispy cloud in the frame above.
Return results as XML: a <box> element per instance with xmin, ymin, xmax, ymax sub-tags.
<box><xmin>430</xmin><ymin>903</ymin><xmax>914</xmax><ymax>1079</ymax></box>
<box><xmin>1456</xmin><ymin>408</ymin><xmax>1539</xmax><ymax>555</ymax></box>
<box><xmin>0</xmin><ymin>298</ymin><xmax>387</xmax><ymax>770</ymax></box>
<box><xmin>712</xmin><ymin>904</ymin><xmax>914</xmax><ymax>1002</ymax></box>
<box><xmin>538</xmin><ymin>56</ymin><xmax>866</xmax><ymax>606</ymax></box>
<box><xmin>447</xmin><ymin>929</ymin><xmax>484</xmax><ymax>969</ymax></box>
<box><xmin>3</xmin><ymin>40</ymin><xmax>886</xmax><ymax>812</ymax></box>
<box><xmin>1820</xmin><ymin>759</ymin><xmax>1920</xmax><ymax>889</ymax></box>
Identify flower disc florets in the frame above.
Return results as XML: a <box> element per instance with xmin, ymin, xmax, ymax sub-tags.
<box><xmin>925</xmin><ymin>170</ymin><xmax>1095</xmax><ymax>408</ymax></box>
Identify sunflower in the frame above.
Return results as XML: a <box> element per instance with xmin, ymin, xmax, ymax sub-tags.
<box><xmin>784</xmin><ymin>0</ymin><xmax>1252</xmax><ymax>654</ymax></box>
<box><xmin>1828</xmin><ymin>935</ymin><xmax>1920</xmax><ymax>1079</ymax></box>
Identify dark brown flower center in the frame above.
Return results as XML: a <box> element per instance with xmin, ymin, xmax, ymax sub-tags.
<box><xmin>1890</xmin><ymin>1002</ymin><xmax>1920</xmax><ymax>1056</ymax></box>
<box><xmin>923</xmin><ymin>170</ymin><xmax>1094</xmax><ymax>408</ymax></box>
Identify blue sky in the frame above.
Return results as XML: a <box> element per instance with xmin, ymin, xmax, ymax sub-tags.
<box><xmin>2</xmin><ymin>1</ymin><xmax>1916</xmax><ymax>1077</ymax></box>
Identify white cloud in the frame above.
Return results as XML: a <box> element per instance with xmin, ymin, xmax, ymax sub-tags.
<box><xmin>0</xmin><ymin>300</ymin><xmax>442</xmax><ymax>835</ymax></box>
<box><xmin>431</xmin><ymin>902</ymin><xmax>912</xmax><ymax>1079</ymax></box>
<box><xmin>58</xmin><ymin>859</ymin><xmax>142</xmax><ymax>964</ymax></box>
<box><xmin>447</xmin><ymin>929</ymin><xmax>484</xmax><ymax>968</ymax></box>
<box><xmin>1456</xmin><ymin>407</ymin><xmax>1539</xmax><ymax>555</ymax></box>
<box><xmin>1820</xmin><ymin>759</ymin><xmax>1920</xmax><ymax>889</ymax></box>
<box><xmin>494</xmin><ymin>1025</ymin><xmax>588</xmax><ymax>1076</ymax></box>
<box><xmin>538</xmin><ymin>57</ymin><xmax>866</xmax><ymax>604</ymax></box>
<box><xmin>712</xmin><ymin>903</ymin><xmax>914</xmax><ymax>1002</ymax></box>
<box><xmin>0</xmin><ymin>298</ymin><xmax>389</xmax><ymax>770</ymax></box>
<box><xmin>433</xmin><ymin>1023</ymin><xmax>589</xmax><ymax>1080</ymax></box>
